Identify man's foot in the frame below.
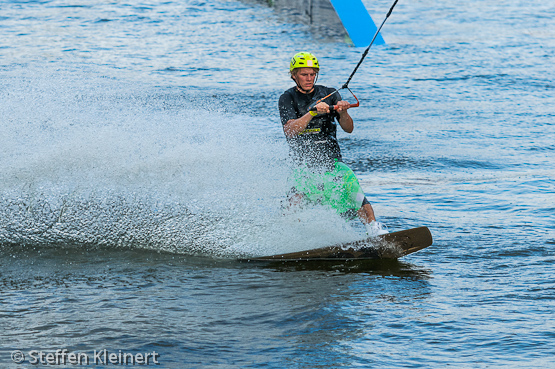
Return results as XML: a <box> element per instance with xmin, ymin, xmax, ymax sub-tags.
<box><xmin>365</xmin><ymin>221</ymin><xmax>389</xmax><ymax>237</ymax></box>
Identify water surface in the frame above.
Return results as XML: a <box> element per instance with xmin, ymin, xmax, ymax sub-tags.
<box><xmin>1</xmin><ymin>0</ymin><xmax>554</xmax><ymax>367</ymax></box>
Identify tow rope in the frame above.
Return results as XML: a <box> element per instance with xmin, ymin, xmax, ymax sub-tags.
<box><xmin>310</xmin><ymin>0</ymin><xmax>401</xmax><ymax>112</ymax></box>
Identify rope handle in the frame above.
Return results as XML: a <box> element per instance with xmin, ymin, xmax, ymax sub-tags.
<box><xmin>309</xmin><ymin>87</ymin><xmax>360</xmax><ymax>113</ymax></box>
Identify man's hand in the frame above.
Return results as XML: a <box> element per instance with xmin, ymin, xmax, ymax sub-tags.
<box><xmin>313</xmin><ymin>102</ymin><xmax>331</xmax><ymax>115</ymax></box>
<box><xmin>335</xmin><ymin>100</ymin><xmax>351</xmax><ymax>113</ymax></box>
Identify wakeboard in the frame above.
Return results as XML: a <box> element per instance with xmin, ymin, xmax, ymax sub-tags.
<box><xmin>246</xmin><ymin>226</ymin><xmax>432</xmax><ymax>262</ymax></box>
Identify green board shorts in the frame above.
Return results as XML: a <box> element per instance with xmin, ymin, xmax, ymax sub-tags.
<box><xmin>288</xmin><ymin>160</ymin><xmax>368</xmax><ymax>215</ymax></box>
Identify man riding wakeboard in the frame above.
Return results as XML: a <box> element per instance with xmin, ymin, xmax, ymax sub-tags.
<box><xmin>278</xmin><ymin>51</ymin><xmax>387</xmax><ymax>236</ymax></box>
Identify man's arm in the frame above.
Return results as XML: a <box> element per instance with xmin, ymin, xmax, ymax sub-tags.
<box><xmin>283</xmin><ymin>112</ymin><xmax>314</xmax><ymax>138</ymax></box>
<box><xmin>335</xmin><ymin>100</ymin><xmax>354</xmax><ymax>133</ymax></box>
<box><xmin>279</xmin><ymin>92</ymin><xmax>310</xmax><ymax>138</ymax></box>
<box><xmin>283</xmin><ymin>101</ymin><xmax>346</xmax><ymax>138</ymax></box>
<box><xmin>284</xmin><ymin>101</ymin><xmax>354</xmax><ymax>137</ymax></box>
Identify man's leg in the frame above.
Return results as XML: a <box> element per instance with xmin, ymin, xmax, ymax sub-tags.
<box><xmin>287</xmin><ymin>192</ymin><xmax>305</xmax><ymax>209</ymax></box>
<box><xmin>359</xmin><ymin>202</ymin><xmax>388</xmax><ymax>236</ymax></box>
<box><xmin>357</xmin><ymin>202</ymin><xmax>376</xmax><ymax>224</ymax></box>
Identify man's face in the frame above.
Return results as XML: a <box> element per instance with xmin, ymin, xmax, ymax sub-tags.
<box><xmin>293</xmin><ymin>67</ymin><xmax>318</xmax><ymax>92</ymax></box>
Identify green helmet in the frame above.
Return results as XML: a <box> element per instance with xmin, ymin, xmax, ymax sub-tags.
<box><xmin>289</xmin><ymin>52</ymin><xmax>320</xmax><ymax>72</ymax></box>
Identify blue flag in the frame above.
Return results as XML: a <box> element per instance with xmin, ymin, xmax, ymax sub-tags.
<box><xmin>329</xmin><ymin>0</ymin><xmax>386</xmax><ymax>47</ymax></box>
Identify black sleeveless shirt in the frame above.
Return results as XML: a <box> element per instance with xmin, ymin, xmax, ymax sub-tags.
<box><xmin>278</xmin><ymin>85</ymin><xmax>342</xmax><ymax>170</ymax></box>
